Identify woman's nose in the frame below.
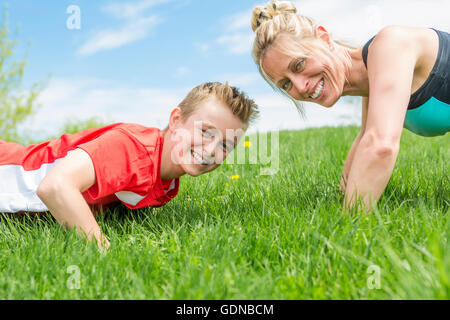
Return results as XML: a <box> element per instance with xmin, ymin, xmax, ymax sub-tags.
<box><xmin>291</xmin><ymin>76</ymin><xmax>310</xmax><ymax>99</ymax></box>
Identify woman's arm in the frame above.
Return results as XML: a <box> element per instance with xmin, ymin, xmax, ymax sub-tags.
<box><xmin>344</xmin><ymin>26</ymin><xmax>417</xmax><ymax>211</ymax></box>
<box><xmin>340</xmin><ymin>97</ymin><xmax>368</xmax><ymax>193</ymax></box>
<box><xmin>36</xmin><ymin>148</ymin><xmax>110</xmax><ymax>249</ymax></box>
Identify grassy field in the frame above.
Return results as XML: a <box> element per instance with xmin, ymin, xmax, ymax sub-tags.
<box><xmin>0</xmin><ymin>126</ymin><xmax>448</xmax><ymax>299</ymax></box>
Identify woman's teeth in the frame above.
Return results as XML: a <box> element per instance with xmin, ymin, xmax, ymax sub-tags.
<box><xmin>310</xmin><ymin>79</ymin><xmax>324</xmax><ymax>99</ymax></box>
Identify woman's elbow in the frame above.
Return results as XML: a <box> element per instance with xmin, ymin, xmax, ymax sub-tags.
<box><xmin>360</xmin><ymin>132</ymin><xmax>400</xmax><ymax>160</ymax></box>
<box><xmin>372</xmin><ymin>143</ymin><xmax>399</xmax><ymax>159</ymax></box>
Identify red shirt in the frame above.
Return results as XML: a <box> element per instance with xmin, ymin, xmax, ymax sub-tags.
<box><xmin>0</xmin><ymin>123</ymin><xmax>179</xmax><ymax>213</ymax></box>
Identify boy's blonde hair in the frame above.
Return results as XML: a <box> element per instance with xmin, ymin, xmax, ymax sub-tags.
<box><xmin>178</xmin><ymin>82</ymin><xmax>259</xmax><ymax>128</ymax></box>
<box><xmin>251</xmin><ymin>0</ymin><xmax>353</xmax><ymax>114</ymax></box>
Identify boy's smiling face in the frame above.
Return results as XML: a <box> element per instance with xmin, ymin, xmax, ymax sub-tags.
<box><xmin>168</xmin><ymin>96</ymin><xmax>246</xmax><ymax>177</ymax></box>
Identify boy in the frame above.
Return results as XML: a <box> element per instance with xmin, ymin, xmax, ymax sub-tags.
<box><xmin>0</xmin><ymin>82</ymin><xmax>259</xmax><ymax>248</ymax></box>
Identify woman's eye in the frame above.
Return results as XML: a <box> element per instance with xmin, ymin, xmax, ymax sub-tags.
<box><xmin>295</xmin><ymin>59</ymin><xmax>305</xmax><ymax>71</ymax></box>
<box><xmin>282</xmin><ymin>80</ymin><xmax>291</xmax><ymax>91</ymax></box>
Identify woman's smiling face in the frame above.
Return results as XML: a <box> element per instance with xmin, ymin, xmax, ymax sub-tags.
<box><xmin>262</xmin><ymin>44</ymin><xmax>344</xmax><ymax>108</ymax></box>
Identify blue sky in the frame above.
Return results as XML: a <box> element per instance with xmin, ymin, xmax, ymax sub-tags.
<box><xmin>12</xmin><ymin>0</ymin><xmax>257</xmax><ymax>88</ymax></box>
<box><xmin>5</xmin><ymin>0</ymin><xmax>450</xmax><ymax>137</ymax></box>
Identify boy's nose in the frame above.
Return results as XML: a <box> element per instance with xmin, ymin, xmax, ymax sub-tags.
<box><xmin>203</xmin><ymin>140</ymin><xmax>216</xmax><ymax>158</ymax></box>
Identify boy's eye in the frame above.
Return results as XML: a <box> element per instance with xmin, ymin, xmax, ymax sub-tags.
<box><xmin>202</xmin><ymin>129</ymin><xmax>212</xmax><ymax>138</ymax></box>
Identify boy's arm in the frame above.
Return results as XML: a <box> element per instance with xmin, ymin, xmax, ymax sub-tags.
<box><xmin>339</xmin><ymin>97</ymin><xmax>368</xmax><ymax>193</ymax></box>
<box><xmin>36</xmin><ymin>148</ymin><xmax>110</xmax><ymax>249</ymax></box>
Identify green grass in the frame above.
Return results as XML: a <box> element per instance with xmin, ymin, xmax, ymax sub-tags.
<box><xmin>0</xmin><ymin>126</ymin><xmax>448</xmax><ymax>299</ymax></box>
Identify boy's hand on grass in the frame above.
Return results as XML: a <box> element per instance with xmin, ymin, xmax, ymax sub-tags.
<box><xmin>339</xmin><ymin>175</ymin><xmax>346</xmax><ymax>195</ymax></box>
<box><xmin>37</xmin><ymin>149</ymin><xmax>111</xmax><ymax>249</ymax></box>
<box><xmin>96</xmin><ymin>233</ymin><xmax>110</xmax><ymax>250</ymax></box>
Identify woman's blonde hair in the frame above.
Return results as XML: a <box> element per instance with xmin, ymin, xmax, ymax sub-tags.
<box><xmin>178</xmin><ymin>82</ymin><xmax>259</xmax><ymax>128</ymax></box>
<box><xmin>251</xmin><ymin>0</ymin><xmax>352</xmax><ymax>114</ymax></box>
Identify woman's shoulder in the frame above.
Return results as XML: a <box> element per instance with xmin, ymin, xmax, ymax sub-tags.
<box><xmin>376</xmin><ymin>25</ymin><xmax>413</xmax><ymax>37</ymax></box>
<box><xmin>371</xmin><ymin>26</ymin><xmax>435</xmax><ymax>52</ymax></box>
<box><xmin>364</xmin><ymin>26</ymin><xmax>434</xmax><ymax>68</ymax></box>
<box><xmin>369</xmin><ymin>26</ymin><xmax>438</xmax><ymax>72</ymax></box>
<box><xmin>371</xmin><ymin>26</ymin><xmax>415</xmax><ymax>48</ymax></box>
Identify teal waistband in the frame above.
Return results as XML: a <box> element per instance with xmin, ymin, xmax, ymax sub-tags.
<box><xmin>404</xmin><ymin>97</ymin><xmax>450</xmax><ymax>137</ymax></box>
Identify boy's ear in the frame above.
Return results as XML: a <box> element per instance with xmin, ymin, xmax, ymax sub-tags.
<box><xmin>315</xmin><ymin>25</ymin><xmax>331</xmax><ymax>45</ymax></box>
<box><xmin>168</xmin><ymin>107</ymin><xmax>183</xmax><ymax>132</ymax></box>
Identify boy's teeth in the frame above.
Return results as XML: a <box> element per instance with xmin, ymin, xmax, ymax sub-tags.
<box><xmin>192</xmin><ymin>150</ymin><xmax>202</xmax><ymax>163</ymax></box>
<box><xmin>310</xmin><ymin>79</ymin><xmax>324</xmax><ymax>99</ymax></box>
<box><xmin>192</xmin><ymin>150</ymin><xmax>209</xmax><ymax>165</ymax></box>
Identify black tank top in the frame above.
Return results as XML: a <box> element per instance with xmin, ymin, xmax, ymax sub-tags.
<box><xmin>361</xmin><ymin>28</ymin><xmax>450</xmax><ymax>110</ymax></box>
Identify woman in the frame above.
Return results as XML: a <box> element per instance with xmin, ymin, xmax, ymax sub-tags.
<box><xmin>251</xmin><ymin>0</ymin><xmax>449</xmax><ymax>210</ymax></box>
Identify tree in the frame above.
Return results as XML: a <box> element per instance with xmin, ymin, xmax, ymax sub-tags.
<box><xmin>58</xmin><ymin>116</ymin><xmax>110</xmax><ymax>136</ymax></box>
<box><xmin>0</xmin><ymin>8</ymin><xmax>42</xmax><ymax>143</ymax></box>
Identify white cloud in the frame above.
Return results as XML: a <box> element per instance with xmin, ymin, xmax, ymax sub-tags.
<box><xmin>223</xmin><ymin>9</ymin><xmax>253</xmax><ymax>32</ymax></box>
<box><xmin>216</xmin><ymin>32</ymin><xmax>254</xmax><ymax>55</ymax></box>
<box><xmin>196</xmin><ymin>43</ymin><xmax>210</xmax><ymax>52</ymax></box>
<box><xmin>77</xmin><ymin>0</ymin><xmax>173</xmax><ymax>56</ymax></box>
<box><xmin>215</xmin><ymin>9</ymin><xmax>254</xmax><ymax>55</ymax></box>
<box><xmin>215</xmin><ymin>72</ymin><xmax>262</xmax><ymax>88</ymax></box>
<box><xmin>78</xmin><ymin>16</ymin><xmax>161</xmax><ymax>56</ymax></box>
<box><xmin>26</xmin><ymin>77</ymin><xmax>187</xmax><ymax>138</ymax></box>
<box><xmin>195</xmin><ymin>42</ymin><xmax>212</xmax><ymax>57</ymax></box>
<box><xmin>102</xmin><ymin>0</ymin><xmax>172</xmax><ymax>19</ymax></box>
<box><xmin>291</xmin><ymin>0</ymin><xmax>450</xmax><ymax>45</ymax></box>
<box><xmin>215</xmin><ymin>0</ymin><xmax>450</xmax><ymax>55</ymax></box>
<box><xmin>174</xmin><ymin>66</ymin><xmax>190</xmax><ymax>78</ymax></box>
<box><xmin>247</xmin><ymin>92</ymin><xmax>361</xmax><ymax>133</ymax></box>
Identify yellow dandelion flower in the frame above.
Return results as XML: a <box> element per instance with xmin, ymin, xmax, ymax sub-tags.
<box><xmin>244</xmin><ymin>141</ymin><xmax>251</xmax><ymax>148</ymax></box>
<box><xmin>231</xmin><ymin>175</ymin><xmax>240</xmax><ymax>180</ymax></box>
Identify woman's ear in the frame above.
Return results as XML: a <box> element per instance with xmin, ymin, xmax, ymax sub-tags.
<box><xmin>315</xmin><ymin>25</ymin><xmax>331</xmax><ymax>45</ymax></box>
<box><xmin>168</xmin><ymin>107</ymin><xmax>183</xmax><ymax>133</ymax></box>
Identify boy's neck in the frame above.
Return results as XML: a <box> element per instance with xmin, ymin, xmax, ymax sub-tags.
<box><xmin>160</xmin><ymin>129</ymin><xmax>185</xmax><ymax>181</ymax></box>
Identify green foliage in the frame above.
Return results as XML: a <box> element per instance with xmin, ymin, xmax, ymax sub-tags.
<box><xmin>0</xmin><ymin>9</ymin><xmax>42</xmax><ymax>143</ymax></box>
<box><xmin>58</xmin><ymin>116</ymin><xmax>110</xmax><ymax>135</ymax></box>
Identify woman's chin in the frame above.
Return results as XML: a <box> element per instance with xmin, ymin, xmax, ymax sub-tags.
<box><xmin>321</xmin><ymin>95</ymin><xmax>340</xmax><ymax>108</ymax></box>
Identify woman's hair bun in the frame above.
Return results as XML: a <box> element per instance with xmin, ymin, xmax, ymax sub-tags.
<box><xmin>251</xmin><ymin>0</ymin><xmax>297</xmax><ymax>32</ymax></box>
